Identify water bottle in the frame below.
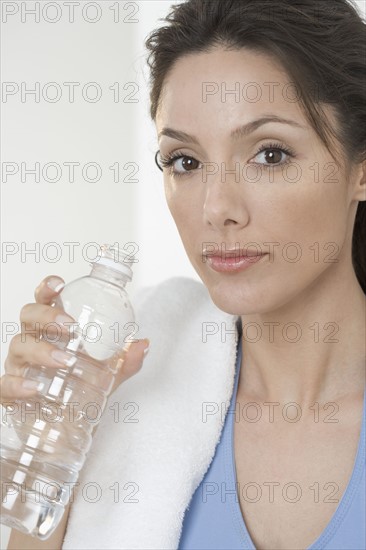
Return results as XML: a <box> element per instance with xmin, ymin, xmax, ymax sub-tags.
<box><xmin>1</xmin><ymin>243</ymin><xmax>136</xmax><ymax>539</ymax></box>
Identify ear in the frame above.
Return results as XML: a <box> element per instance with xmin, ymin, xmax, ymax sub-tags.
<box><xmin>351</xmin><ymin>157</ymin><xmax>366</xmax><ymax>203</ymax></box>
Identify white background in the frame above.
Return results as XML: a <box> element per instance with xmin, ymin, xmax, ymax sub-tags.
<box><xmin>1</xmin><ymin>1</ymin><xmax>365</xmax><ymax>547</ymax></box>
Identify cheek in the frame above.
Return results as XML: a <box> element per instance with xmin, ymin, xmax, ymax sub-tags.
<box><xmin>164</xmin><ymin>181</ymin><xmax>180</xmax><ymax>225</ymax></box>
<box><xmin>164</xmin><ymin>179</ymin><xmax>198</xmax><ymax>228</ymax></box>
<box><xmin>164</xmin><ymin>184</ymin><xmax>207</xmax><ymax>268</ymax></box>
<box><xmin>259</xmin><ymin>177</ymin><xmax>348</xmax><ymax>264</ymax></box>
<box><xmin>163</xmin><ymin>177</ymin><xmax>172</xmax><ymax>207</ymax></box>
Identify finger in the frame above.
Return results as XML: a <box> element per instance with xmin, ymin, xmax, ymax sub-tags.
<box><xmin>6</xmin><ymin>335</ymin><xmax>77</xmax><ymax>376</ymax></box>
<box><xmin>111</xmin><ymin>338</ymin><xmax>150</xmax><ymax>391</ymax></box>
<box><xmin>34</xmin><ymin>275</ymin><xmax>65</xmax><ymax>304</ymax></box>
<box><xmin>0</xmin><ymin>374</ymin><xmax>44</xmax><ymax>404</ymax></box>
<box><xmin>19</xmin><ymin>302</ymin><xmax>75</xmax><ymax>337</ymax></box>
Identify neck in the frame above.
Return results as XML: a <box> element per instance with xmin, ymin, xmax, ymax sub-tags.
<box><xmin>238</xmin><ymin>263</ymin><xmax>366</xmax><ymax>407</ymax></box>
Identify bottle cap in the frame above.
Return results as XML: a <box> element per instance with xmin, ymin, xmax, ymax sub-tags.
<box><xmin>92</xmin><ymin>243</ymin><xmax>134</xmax><ymax>281</ymax></box>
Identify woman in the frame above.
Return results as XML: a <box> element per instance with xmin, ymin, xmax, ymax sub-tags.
<box><xmin>2</xmin><ymin>0</ymin><xmax>365</xmax><ymax>548</ymax></box>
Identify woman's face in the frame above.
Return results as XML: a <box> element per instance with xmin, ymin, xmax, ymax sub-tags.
<box><xmin>156</xmin><ymin>47</ymin><xmax>356</xmax><ymax>315</ymax></box>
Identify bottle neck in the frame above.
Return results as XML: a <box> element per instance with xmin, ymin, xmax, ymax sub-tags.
<box><xmin>90</xmin><ymin>264</ymin><xmax>129</xmax><ymax>288</ymax></box>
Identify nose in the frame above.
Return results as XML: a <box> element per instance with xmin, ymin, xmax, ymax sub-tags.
<box><xmin>203</xmin><ymin>172</ymin><xmax>249</xmax><ymax>231</ymax></box>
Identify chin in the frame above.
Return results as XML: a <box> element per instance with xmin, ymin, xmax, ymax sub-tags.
<box><xmin>209</xmin><ymin>293</ymin><xmax>262</xmax><ymax>316</ymax></box>
<box><xmin>201</xmin><ymin>274</ymin><xmax>268</xmax><ymax>316</ymax></box>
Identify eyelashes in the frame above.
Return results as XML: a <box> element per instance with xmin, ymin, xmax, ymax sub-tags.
<box><xmin>158</xmin><ymin>141</ymin><xmax>296</xmax><ymax>179</ymax></box>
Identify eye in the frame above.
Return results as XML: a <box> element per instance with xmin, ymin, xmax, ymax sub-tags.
<box><xmin>158</xmin><ymin>150</ymin><xmax>201</xmax><ymax>178</ymax></box>
<box><xmin>158</xmin><ymin>141</ymin><xmax>296</xmax><ymax>178</ymax></box>
<box><xmin>250</xmin><ymin>141</ymin><xmax>295</xmax><ymax>170</ymax></box>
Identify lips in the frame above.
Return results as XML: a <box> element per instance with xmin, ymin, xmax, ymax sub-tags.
<box><xmin>201</xmin><ymin>245</ymin><xmax>268</xmax><ymax>273</ymax></box>
<box><xmin>202</xmin><ymin>247</ymin><xmax>266</xmax><ymax>259</ymax></box>
<box><xmin>204</xmin><ymin>253</ymin><xmax>267</xmax><ymax>273</ymax></box>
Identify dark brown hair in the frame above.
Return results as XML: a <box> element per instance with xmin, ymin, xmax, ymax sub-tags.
<box><xmin>145</xmin><ymin>0</ymin><xmax>366</xmax><ymax>293</ymax></box>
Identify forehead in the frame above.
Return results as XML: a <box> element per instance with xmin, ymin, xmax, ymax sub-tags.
<box><xmin>156</xmin><ymin>47</ymin><xmax>305</xmax><ymax>131</ymax></box>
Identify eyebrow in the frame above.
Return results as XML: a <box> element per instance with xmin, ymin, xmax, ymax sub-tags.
<box><xmin>158</xmin><ymin>115</ymin><xmax>305</xmax><ymax>143</ymax></box>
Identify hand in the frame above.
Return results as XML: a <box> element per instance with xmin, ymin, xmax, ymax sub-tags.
<box><xmin>0</xmin><ymin>275</ymin><xmax>150</xmax><ymax>406</ymax></box>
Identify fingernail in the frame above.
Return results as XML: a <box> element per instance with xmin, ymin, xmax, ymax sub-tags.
<box><xmin>51</xmin><ymin>350</ymin><xmax>77</xmax><ymax>367</ymax></box>
<box><xmin>47</xmin><ymin>278</ymin><xmax>65</xmax><ymax>293</ymax></box>
<box><xmin>143</xmin><ymin>338</ymin><xmax>150</xmax><ymax>356</ymax></box>
<box><xmin>22</xmin><ymin>380</ymin><xmax>44</xmax><ymax>391</ymax></box>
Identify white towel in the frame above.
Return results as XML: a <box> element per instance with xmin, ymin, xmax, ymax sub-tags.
<box><xmin>62</xmin><ymin>276</ymin><xmax>240</xmax><ymax>549</ymax></box>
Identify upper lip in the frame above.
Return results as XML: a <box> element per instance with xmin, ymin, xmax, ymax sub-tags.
<box><xmin>202</xmin><ymin>247</ymin><xmax>267</xmax><ymax>258</ymax></box>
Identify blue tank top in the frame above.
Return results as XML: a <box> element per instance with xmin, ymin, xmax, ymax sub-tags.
<box><xmin>178</xmin><ymin>332</ymin><xmax>366</xmax><ymax>549</ymax></box>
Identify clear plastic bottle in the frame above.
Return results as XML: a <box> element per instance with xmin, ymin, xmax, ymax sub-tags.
<box><xmin>1</xmin><ymin>243</ymin><xmax>136</xmax><ymax>539</ymax></box>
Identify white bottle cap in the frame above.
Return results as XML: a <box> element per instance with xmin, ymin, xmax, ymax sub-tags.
<box><xmin>93</xmin><ymin>243</ymin><xmax>134</xmax><ymax>281</ymax></box>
